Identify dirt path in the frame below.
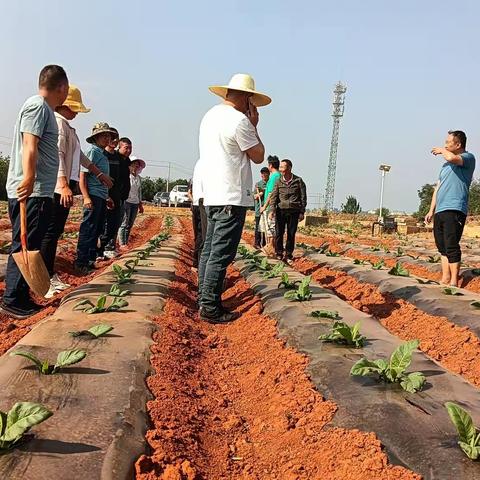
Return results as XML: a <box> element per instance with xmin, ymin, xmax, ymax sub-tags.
<box><xmin>136</xmin><ymin>220</ymin><xmax>419</xmax><ymax>480</ymax></box>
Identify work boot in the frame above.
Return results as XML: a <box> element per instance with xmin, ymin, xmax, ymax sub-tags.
<box><xmin>199</xmin><ymin>308</ymin><xmax>239</xmax><ymax>324</ymax></box>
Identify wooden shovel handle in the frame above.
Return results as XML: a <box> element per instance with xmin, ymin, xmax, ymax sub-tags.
<box><xmin>20</xmin><ymin>200</ymin><xmax>28</xmax><ymax>252</ymax></box>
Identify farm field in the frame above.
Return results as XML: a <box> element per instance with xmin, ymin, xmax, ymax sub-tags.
<box><xmin>0</xmin><ymin>211</ymin><xmax>479</xmax><ymax>479</ymax></box>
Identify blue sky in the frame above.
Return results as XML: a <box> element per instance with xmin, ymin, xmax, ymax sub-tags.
<box><xmin>1</xmin><ymin>0</ymin><xmax>478</xmax><ymax>212</ymax></box>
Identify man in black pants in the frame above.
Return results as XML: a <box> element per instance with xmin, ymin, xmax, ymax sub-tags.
<box><xmin>426</xmin><ymin>130</ymin><xmax>476</xmax><ymax>286</ymax></box>
<box><xmin>269</xmin><ymin>159</ymin><xmax>307</xmax><ymax>265</ymax></box>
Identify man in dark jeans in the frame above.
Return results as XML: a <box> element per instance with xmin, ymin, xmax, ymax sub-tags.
<box><xmin>253</xmin><ymin>167</ymin><xmax>269</xmax><ymax>248</ymax></box>
<box><xmin>1</xmin><ymin>65</ymin><xmax>69</xmax><ymax>319</ymax></box>
<box><xmin>198</xmin><ymin>73</ymin><xmax>270</xmax><ymax>323</ymax></box>
<box><xmin>426</xmin><ymin>130</ymin><xmax>476</xmax><ymax>286</ymax></box>
<box><xmin>270</xmin><ymin>159</ymin><xmax>307</xmax><ymax>265</ymax></box>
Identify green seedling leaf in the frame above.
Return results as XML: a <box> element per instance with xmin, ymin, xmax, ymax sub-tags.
<box><xmin>443</xmin><ymin>287</ymin><xmax>463</xmax><ymax>296</ymax></box>
<box><xmin>445</xmin><ymin>402</ymin><xmax>480</xmax><ymax>459</ymax></box>
<box><xmin>73</xmin><ymin>299</ymin><xmax>95</xmax><ymax>311</ymax></box>
<box><xmin>97</xmin><ymin>294</ymin><xmax>107</xmax><ymax>309</ymax></box>
<box><xmin>10</xmin><ymin>351</ymin><xmax>43</xmax><ymax>372</ymax></box>
<box><xmin>351</xmin><ymin>340</ymin><xmax>424</xmax><ymax>393</ymax></box>
<box><xmin>395</xmin><ymin>247</ymin><xmax>405</xmax><ymax>257</ymax></box>
<box><xmin>54</xmin><ymin>349</ymin><xmax>87</xmax><ymax>372</ymax></box>
<box><xmin>370</xmin><ymin>246</ymin><xmax>381</xmax><ymax>252</ymax></box>
<box><xmin>284</xmin><ymin>276</ymin><xmax>312</xmax><ymax>301</ymax></box>
<box><xmin>472</xmin><ymin>269</ymin><xmax>480</xmax><ymax>276</ymax></box>
<box><xmin>0</xmin><ymin>402</ymin><xmax>52</xmax><ymax>450</ymax></box>
<box><xmin>427</xmin><ymin>255</ymin><xmax>441</xmax><ymax>263</ymax></box>
<box><xmin>319</xmin><ymin>321</ymin><xmax>365</xmax><ymax>348</ymax></box>
<box><xmin>326</xmin><ymin>250</ymin><xmax>340</xmax><ymax>257</ymax></box>
<box><xmin>388</xmin><ymin>262</ymin><xmax>410</xmax><ymax>277</ymax></box>
<box><xmin>107</xmin><ymin>298</ymin><xmax>129</xmax><ymax>311</ymax></box>
<box><xmin>353</xmin><ymin>259</ymin><xmax>366</xmax><ymax>265</ymax></box>
<box><xmin>277</xmin><ymin>273</ymin><xmax>301</xmax><ymax>290</ymax></box>
<box><xmin>263</xmin><ymin>262</ymin><xmax>284</xmax><ymax>279</ymax></box>
<box><xmin>108</xmin><ymin>283</ymin><xmax>130</xmax><ymax>297</ymax></box>
<box><xmin>311</xmin><ymin>310</ymin><xmax>339</xmax><ymax>319</ymax></box>
<box><xmin>371</xmin><ymin>260</ymin><xmax>385</xmax><ymax>270</ymax></box>
<box><xmin>70</xmin><ymin>323</ymin><xmax>114</xmax><ymax>338</ymax></box>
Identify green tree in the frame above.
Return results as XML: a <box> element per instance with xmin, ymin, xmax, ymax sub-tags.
<box><xmin>0</xmin><ymin>154</ymin><xmax>10</xmax><ymax>201</ymax></box>
<box><xmin>141</xmin><ymin>177</ymin><xmax>157</xmax><ymax>202</ymax></box>
<box><xmin>375</xmin><ymin>207</ymin><xmax>390</xmax><ymax>217</ymax></box>
<box><xmin>413</xmin><ymin>183</ymin><xmax>435</xmax><ymax>219</ymax></box>
<box><xmin>341</xmin><ymin>195</ymin><xmax>361</xmax><ymax>214</ymax></box>
<box><xmin>469</xmin><ymin>180</ymin><xmax>480</xmax><ymax>215</ymax></box>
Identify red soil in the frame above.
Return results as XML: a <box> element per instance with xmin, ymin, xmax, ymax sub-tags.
<box><xmin>0</xmin><ymin>214</ymin><xmax>164</xmax><ymax>355</ymax></box>
<box><xmin>136</xmin><ymin>220</ymin><xmax>420</xmax><ymax>480</ymax></box>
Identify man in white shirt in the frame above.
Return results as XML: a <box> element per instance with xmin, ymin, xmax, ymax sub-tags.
<box><xmin>197</xmin><ymin>73</ymin><xmax>270</xmax><ymax>323</ymax></box>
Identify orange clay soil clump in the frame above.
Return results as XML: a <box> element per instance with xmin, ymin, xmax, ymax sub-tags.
<box><xmin>0</xmin><ymin>214</ymin><xmax>164</xmax><ymax>355</ymax></box>
<box><xmin>136</xmin><ymin>221</ymin><xmax>419</xmax><ymax>480</ymax></box>
<box><xmin>292</xmin><ymin>257</ymin><xmax>480</xmax><ymax>389</ymax></box>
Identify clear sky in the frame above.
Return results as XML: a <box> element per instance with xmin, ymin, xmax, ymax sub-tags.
<box><xmin>1</xmin><ymin>0</ymin><xmax>478</xmax><ymax>212</ymax></box>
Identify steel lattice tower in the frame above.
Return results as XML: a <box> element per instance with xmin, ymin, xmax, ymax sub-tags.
<box><xmin>324</xmin><ymin>82</ymin><xmax>347</xmax><ymax>211</ymax></box>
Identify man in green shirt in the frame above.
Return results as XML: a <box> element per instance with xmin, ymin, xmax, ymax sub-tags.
<box><xmin>259</xmin><ymin>155</ymin><xmax>280</xmax><ymax>251</ymax></box>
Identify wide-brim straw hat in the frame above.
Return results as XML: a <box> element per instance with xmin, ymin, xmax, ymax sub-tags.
<box><xmin>130</xmin><ymin>156</ymin><xmax>146</xmax><ymax>170</ymax></box>
<box><xmin>63</xmin><ymin>84</ymin><xmax>91</xmax><ymax>113</ymax></box>
<box><xmin>86</xmin><ymin>122</ymin><xmax>117</xmax><ymax>144</ymax></box>
<box><xmin>209</xmin><ymin>73</ymin><xmax>271</xmax><ymax>107</ymax></box>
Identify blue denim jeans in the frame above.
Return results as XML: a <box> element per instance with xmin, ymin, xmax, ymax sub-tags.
<box><xmin>198</xmin><ymin>205</ymin><xmax>247</xmax><ymax>315</ymax></box>
<box><xmin>3</xmin><ymin>197</ymin><xmax>52</xmax><ymax>307</ymax></box>
<box><xmin>118</xmin><ymin>202</ymin><xmax>139</xmax><ymax>245</ymax></box>
<box><xmin>76</xmin><ymin>195</ymin><xmax>106</xmax><ymax>266</ymax></box>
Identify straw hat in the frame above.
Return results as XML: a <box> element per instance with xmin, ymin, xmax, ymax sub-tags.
<box><xmin>209</xmin><ymin>73</ymin><xmax>271</xmax><ymax>107</ymax></box>
<box><xmin>130</xmin><ymin>156</ymin><xmax>146</xmax><ymax>171</ymax></box>
<box><xmin>63</xmin><ymin>84</ymin><xmax>90</xmax><ymax>113</ymax></box>
<box><xmin>86</xmin><ymin>122</ymin><xmax>117</xmax><ymax>144</ymax></box>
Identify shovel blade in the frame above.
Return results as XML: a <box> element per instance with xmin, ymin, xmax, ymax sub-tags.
<box><xmin>12</xmin><ymin>250</ymin><xmax>50</xmax><ymax>297</ymax></box>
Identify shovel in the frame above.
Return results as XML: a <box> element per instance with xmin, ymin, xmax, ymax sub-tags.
<box><xmin>12</xmin><ymin>200</ymin><xmax>50</xmax><ymax>297</ymax></box>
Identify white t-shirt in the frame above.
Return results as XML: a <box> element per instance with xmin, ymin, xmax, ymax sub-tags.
<box><xmin>70</xmin><ymin>139</ymin><xmax>81</xmax><ymax>182</ymax></box>
<box><xmin>192</xmin><ymin>159</ymin><xmax>204</xmax><ymax>206</ymax></box>
<box><xmin>199</xmin><ymin>104</ymin><xmax>259</xmax><ymax>207</ymax></box>
<box><xmin>126</xmin><ymin>174</ymin><xmax>142</xmax><ymax>204</ymax></box>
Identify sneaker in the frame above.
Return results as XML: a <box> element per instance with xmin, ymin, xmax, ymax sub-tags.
<box><xmin>96</xmin><ymin>255</ymin><xmax>106</xmax><ymax>262</ymax></box>
<box><xmin>104</xmin><ymin>250</ymin><xmax>119</xmax><ymax>259</ymax></box>
<box><xmin>199</xmin><ymin>308</ymin><xmax>239</xmax><ymax>324</ymax></box>
<box><xmin>284</xmin><ymin>255</ymin><xmax>294</xmax><ymax>266</ymax></box>
<box><xmin>51</xmin><ymin>274</ymin><xmax>70</xmax><ymax>291</ymax></box>
<box><xmin>276</xmin><ymin>254</ymin><xmax>284</xmax><ymax>261</ymax></box>
<box><xmin>0</xmin><ymin>301</ymin><xmax>39</xmax><ymax>319</ymax></box>
<box><xmin>44</xmin><ymin>284</ymin><xmax>60</xmax><ymax>299</ymax></box>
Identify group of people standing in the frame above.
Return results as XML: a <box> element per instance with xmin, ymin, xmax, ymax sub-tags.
<box><xmin>190</xmin><ymin>73</ymin><xmax>307</xmax><ymax>324</ymax></box>
<box><xmin>1</xmin><ymin>65</ymin><xmax>145</xmax><ymax>319</ymax></box>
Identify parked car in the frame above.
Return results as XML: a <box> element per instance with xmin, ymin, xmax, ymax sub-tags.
<box><xmin>169</xmin><ymin>185</ymin><xmax>190</xmax><ymax>207</ymax></box>
<box><xmin>153</xmin><ymin>192</ymin><xmax>170</xmax><ymax>207</ymax></box>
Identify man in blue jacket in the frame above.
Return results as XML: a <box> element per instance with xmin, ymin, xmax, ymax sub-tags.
<box><xmin>426</xmin><ymin>130</ymin><xmax>475</xmax><ymax>287</ymax></box>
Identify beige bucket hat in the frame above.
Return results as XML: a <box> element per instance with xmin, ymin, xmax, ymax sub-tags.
<box><xmin>86</xmin><ymin>122</ymin><xmax>117</xmax><ymax>144</ymax></box>
<box><xmin>209</xmin><ymin>73</ymin><xmax>271</xmax><ymax>107</ymax></box>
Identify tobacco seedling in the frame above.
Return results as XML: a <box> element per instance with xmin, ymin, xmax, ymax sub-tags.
<box><xmin>319</xmin><ymin>321</ymin><xmax>365</xmax><ymax>348</ymax></box>
<box><xmin>250</xmin><ymin>257</ymin><xmax>272</xmax><ymax>272</ymax></box>
<box><xmin>112</xmin><ymin>264</ymin><xmax>134</xmax><ymax>284</ymax></box>
<box><xmin>353</xmin><ymin>259</ymin><xmax>367</xmax><ymax>265</ymax></box>
<box><xmin>284</xmin><ymin>276</ymin><xmax>312</xmax><ymax>301</ymax></box>
<box><xmin>427</xmin><ymin>255</ymin><xmax>441</xmax><ymax>263</ymax></box>
<box><xmin>108</xmin><ymin>283</ymin><xmax>130</xmax><ymax>297</ymax></box>
<box><xmin>278</xmin><ymin>273</ymin><xmax>301</xmax><ymax>290</ymax></box>
<box><xmin>136</xmin><ymin>250</ymin><xmax>150</xmax><ymax>260</ymax></box>
<box><xmin>370</xmin><ymin>246</ymin><xmax>381</xmax><ymax>252</ymax></box>
<box><xmin>371</xmin><ymin>259</ymin><xmax>385</xmax><ymax>270</ymax></box>
<box><xmin>0</xmin><ymin>402</ymin><xmax>53</xmax><ymax>451</ymax></box>
<box><xmin>11</xmin><ymin>349</ymin><xmax>86</xmax><ymax>375</ymax></box>
<box><xmin>310</xmin><ymin>310</ymin><xmax>340</xmax><ymax>319</ymax></box>
<box><xmin>296</xmin><ymin>242</ymin><xmax>316</xmax><ymax>252</ymax></box>
<box><xmin>70</xmin><ymin>323</ymin><xmax>114</xmax><ymax>339</ymax></box>
<box><xmin>445</xmin><ymin>402</ymin><xmax>480</xmax><ymax>460</ymax></box>
<box><xmin>382</xmin><ymin>246</ymin><xmax>391</xmax><ymax>254</ymax></box>
<box><xmin>74</xmin><ymin>295</ymin><xmax>128</xmax><ymax>314</ymax></box>
<box><xmin>443</xmin><ymin>287</ymin><xmax>463</xmax><ymax>296</ymax></box>
<box><xmin>350</xmin><ymin>339</ymin><xmax>425</xmax><ymax>393</ymax></box>
<box><xmin>388</xmin><ymin>262</ymin><xmax>410</xmax><ymax>277</ymax></box>
<box><xmin>262</xmin><ymin>262</ymin><xmax>284</xmax><ymax>279</ymax></box>
<box><xmin>164</xmin><ymin>216</ymin><xmax>174</xmax><ymax>228</ymax></box>
<box><xmin>325</xmin><ymin>250</ymin><xmax>340</xmax><ymax>257</ymax></box>
<box><xmin>124</xmin><ymin>259</ymin><xmax>139</xmax><ymax>272</ymax></box>
<box><xmin>395</xmin><ymin>247</ymin><xmax>405</xmax><ymax>257</ymax></box>
<box><xmin>417</xmin><ymin>278</ymin><xmax>439</xmax><ymax>285</ymax></box>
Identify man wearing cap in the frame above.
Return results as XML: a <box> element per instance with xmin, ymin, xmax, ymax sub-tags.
<box><xmin>75</xmin><ymin>123</ymin><xmax>116</xmax><ymax>275</ymax></box>
<box><xmin>197</xmin><ymin>73</ymin><xmax>270</xmax><ymax>324</ymax></box>
<box><xmin>254</xmin><ymin>167</ymin><xmax>270</xmax><ymax>248</ymax></box>
<box><xmin>1</xmin><ymin>65</ymin><xmax>69</xmax><ymax>318</ymax></box>
<box><xmin>40</xmin><ymin>85</ymin><xmax>113</xmax><ymax>297</ymax></box>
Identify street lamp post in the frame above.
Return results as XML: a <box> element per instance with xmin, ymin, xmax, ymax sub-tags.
<box><xmin>378</xmin><ymin>164</ymin><xmax>391</xmax><ymax>223</ymax></box>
